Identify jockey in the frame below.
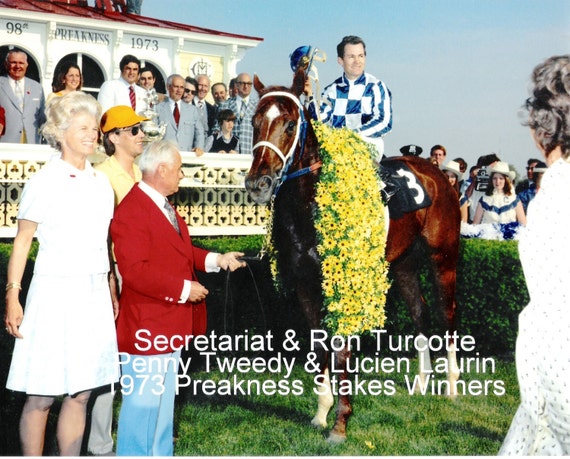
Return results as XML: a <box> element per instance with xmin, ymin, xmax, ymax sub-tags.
<box><xmin>291</xmin><ymin>38</ymin><xmax>397</xmax><ymax>199</ymax></box>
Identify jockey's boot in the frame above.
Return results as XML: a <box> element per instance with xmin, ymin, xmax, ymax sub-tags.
<box><xmin>377</xmin><ymin>166</ymin><xmax>400</xmax><ymax>202</ymax></box>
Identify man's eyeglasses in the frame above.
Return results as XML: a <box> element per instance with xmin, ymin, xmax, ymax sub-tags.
<box><xmin>117</xmin><ymin>124</ymin><xmax>141</xmax><ymax>136</ymax></box>
<box><xmin>184</xmin><ymin>88</ymin><xmax>196</xmax><ymax>95</ymax></box>
<box><xmin>237</xmin><ymin>81</ymin><xmax>252</xmax><ymax>86</ymax></box>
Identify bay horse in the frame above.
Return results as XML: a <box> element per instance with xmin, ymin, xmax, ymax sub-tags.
<box><xmin>245</xmin><ymin>70</ymin><xmax>461</xmax><ymax>443</ymax></box>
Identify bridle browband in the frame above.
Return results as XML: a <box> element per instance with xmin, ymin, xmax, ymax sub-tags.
<box><xmin>251</xmin><ymin>91</ymin><xmax>321</xmax><ymax>195</ymax></box>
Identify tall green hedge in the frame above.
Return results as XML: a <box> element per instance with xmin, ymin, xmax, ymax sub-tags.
<box><xmin>384</xmin><ymin>239</ymin><xmax>528</xmax><ymax>357</ymax></box>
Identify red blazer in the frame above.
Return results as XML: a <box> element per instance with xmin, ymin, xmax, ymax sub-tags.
<box><xmin>0</xmin><ymin>106</ymin><xmax>5</xmax><ymax>136</ymax></box>
<box><xmin>111</xmin><ymin>184</ymin><xmax>209</xmax><ymax>355</ymax></box>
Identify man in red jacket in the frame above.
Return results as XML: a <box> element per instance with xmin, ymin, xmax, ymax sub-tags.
<box><xmin>110</xmin><ymin>139</ymin><xmax>244</xmax><ymax>456</ymax></box>
<box><xmin>0</xmin><ymin>106</ymin><xmax>5</xmax><ymax>136</ymax></box>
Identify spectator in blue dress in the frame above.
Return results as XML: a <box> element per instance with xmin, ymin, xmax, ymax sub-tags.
<box><xmin>472</xmin><ymin>161</ymin><xmax>526</xmax><ymax>231</ymax></box>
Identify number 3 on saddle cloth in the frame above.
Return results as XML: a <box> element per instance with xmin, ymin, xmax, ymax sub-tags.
<box><xmin>378</xmin><ymin>161</ymin><xmax>432</xmax><ymax>219</ymax></box>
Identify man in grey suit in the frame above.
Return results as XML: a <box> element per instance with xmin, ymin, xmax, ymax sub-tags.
<box><xmin>218</xmin><ymin>73</ymin><xmax>258</xmax><ymax>155</ymax></box>
<box><xmin>156</xmin><ymin>74</ymin><xmax>204</xmax><ymax>155</ymax></box>
<box><xmin>0</xmin><ymin>48</ymin><xmax>46</xmax><ymax>144</ymax></box>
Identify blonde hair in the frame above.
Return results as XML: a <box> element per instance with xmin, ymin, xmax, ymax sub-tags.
<box><xmin>42</xmin><ymin>91</ymin><xmax>101</xmax><ymax>151</ymax></box>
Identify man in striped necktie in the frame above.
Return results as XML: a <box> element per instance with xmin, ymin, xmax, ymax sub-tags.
<box><xmin>98</xmin><ymin>54</ymin><xmax>147</xmax><ymax>114</ymax></box>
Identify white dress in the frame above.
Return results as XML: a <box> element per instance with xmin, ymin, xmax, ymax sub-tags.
<box><xmin>479</xmin><ymin>191</ymin><xmax>519</xmax><ymax>224</ymax></box>
<box><xmin>6</xmin><ymin>157</ymin><xmax>120</xmax><ymax>396</ymax></box>
<box><xmin>499</xmin><ymin>158</ymin><xmax>570</xmax><ymax>455</ymax></box>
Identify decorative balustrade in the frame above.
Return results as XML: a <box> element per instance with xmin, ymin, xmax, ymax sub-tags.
<box><xmin>0</xmin><ymin>143</ymin><xmax>267</xmax><ymax>238</ymax></box>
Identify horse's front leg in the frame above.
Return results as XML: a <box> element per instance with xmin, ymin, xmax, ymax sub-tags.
<box><xmin>446</xmin><ymin>332</ymin><xmax>460</xmax><ymax>397</ymax></box>
<box><xmin>327</xmin><ymin>344</ymin><xmax>352</xmax><ymax>444</ymax></box>
<box><xmin>416</xmin><ymin>333</ymin><xmax>433</xmax><ymax>392</ymax></box>
<box><xmin>311</xmin><ymin>365</ymin><xmax>334</xmax><ymax>429</ymax></box>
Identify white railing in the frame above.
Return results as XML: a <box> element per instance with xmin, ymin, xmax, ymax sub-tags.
<box><xmin>0</xmin><ymin>143</ymin><xmax>267</xmax><ymax>238</ymax></box>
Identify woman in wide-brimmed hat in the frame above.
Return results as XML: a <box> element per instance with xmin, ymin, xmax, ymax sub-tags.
<box><xmin>472</xmin><ymin>160</ymin><xmax>526</xmax><ymax>226</ymax></box>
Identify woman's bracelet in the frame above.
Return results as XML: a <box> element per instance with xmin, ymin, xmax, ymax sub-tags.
<box><xmin>5</xmin><ymin>282</ymin><xmax>22</xmax><ymax>291</ymax></box>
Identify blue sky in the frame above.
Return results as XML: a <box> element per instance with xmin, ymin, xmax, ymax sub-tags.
<box><xmin>144</xmin><ymin>0</ymin><xmax>570</xmax><ymax>174</ymax></box>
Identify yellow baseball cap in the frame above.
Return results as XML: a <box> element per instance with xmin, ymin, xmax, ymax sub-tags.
<box><xmin>100</xmin><ymin>105</ymin><xmax>148</xmax><ymax>133</ymax></box>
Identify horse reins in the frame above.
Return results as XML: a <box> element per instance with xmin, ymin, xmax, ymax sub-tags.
<box><xmin>222</xmin><ymin>257</ymin><xmax>267</xmax><ymax>338</ymax></box>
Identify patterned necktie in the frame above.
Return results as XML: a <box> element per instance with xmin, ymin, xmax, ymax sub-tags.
<box><xmin>164</xmin><ymin>199</ymin><xmax>180</xmax><ymax>233</ymax></box>
<box><xmin>240</xmin><ymin>99</ymin><xmax>247</xmax><ymax>119</ymax></box>
<box><xmin>15</xmin><ymin>79</ymin><xmax>24</xmax><ymax>110</ymax></box>
<box><xmin>129</xmin><ymin>85</ymin><xmax>136</xmax><ymax>110</ymax></box>
<box><xmin>173</xmin><ymin>102</ymin><xmax>180</xmax><ymax>126</ymax></box>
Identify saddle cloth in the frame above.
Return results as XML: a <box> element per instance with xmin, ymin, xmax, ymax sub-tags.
<box><xmin>379</xmin><ymin>160</ymin><xmax>432</xmax><ymax>219</ymax></box>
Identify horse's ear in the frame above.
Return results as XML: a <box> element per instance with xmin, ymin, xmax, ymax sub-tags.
<box><xmin>292</xmin><ymin>68</ymin><xmax>306</xmax><ymax>97</ymax></box>
<box><xmin>253</xmin><ymin>74</ymin><xmax>265</xmax><ymax>93</ymax></box>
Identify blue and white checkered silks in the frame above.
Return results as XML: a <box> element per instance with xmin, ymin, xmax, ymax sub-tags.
<box><xmin>313</xmin><ymin>72</ymin><xmax>392</xmax><ymax>160</ymax></box>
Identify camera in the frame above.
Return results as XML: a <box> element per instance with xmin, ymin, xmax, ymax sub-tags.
<box><xmin>475</xmin><ymin>167</ymin><xmax>491</xmax><ymax>192</ymax></box>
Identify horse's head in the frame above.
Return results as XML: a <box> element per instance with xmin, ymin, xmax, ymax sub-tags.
<box><xmin>245</xmin><ymin>70</ymin><xmax>312</xmax><ymax>204</ymax></box>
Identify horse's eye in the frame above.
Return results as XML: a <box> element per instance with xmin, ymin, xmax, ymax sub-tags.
<box><xmin>287</xmin><ymin>120</ymin><xmax>296</xmax><ymax>133</ymax></box>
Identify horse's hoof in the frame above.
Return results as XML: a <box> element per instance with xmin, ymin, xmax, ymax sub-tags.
<box><xmin>446</xmin><ymin>383</ymin><xmax>460</xmax><ymax>399</ymax></box>
<box><xmin>310</xmin><ymin>416</ymin><xmax>327</xmax><ymax>429</ymax></box>
<box><xmin>326</xmin><ymin>432</ymin><xmax>346</xmax><ymax>444</ymax></box>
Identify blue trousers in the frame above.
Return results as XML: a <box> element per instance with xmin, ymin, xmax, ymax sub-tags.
<box><xmin>116</xmin><ymin>351</ymin><xmax>180</xmax><ymax>456</ymax></box>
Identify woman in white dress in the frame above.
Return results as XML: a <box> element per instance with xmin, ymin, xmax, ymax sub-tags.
<box><xmin>472</xmin><ymin>161</ymin><xmax>526</xmax><ymax>226</ymax></box>
<box><xmin>3</xmin><ymin>91</ymin><xmax>119</xmax><ymax>455</ymax></box>
<box><xmin>499</xmin><ymin>55</ymin><xmax>570</xmax><ymax>455</ymax></box>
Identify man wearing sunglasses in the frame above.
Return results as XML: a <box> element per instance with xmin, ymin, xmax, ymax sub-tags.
<box><xmin>218</xmin><ymin>72</ymin><xmax>258</xmax><ymax>155</ymax></box>
<box><xmin>97</xmin><ymin>105</ymin><xmax>149</xmax><ymax>205</ymax></box>
<box><xmin>85</xmin><ymin>105</ymin><xmax>148</xmax><ymax>456</ymax></box>
<box><xmin>182</xmin><ymin>77</ymin><xmax>198</xmax><ymax>105</ymax></box>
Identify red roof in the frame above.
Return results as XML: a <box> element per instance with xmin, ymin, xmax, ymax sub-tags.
<box><xmin>0</xmin><ymin>0</ymin><xmax>263</xmax><ymax>42</ymax></box>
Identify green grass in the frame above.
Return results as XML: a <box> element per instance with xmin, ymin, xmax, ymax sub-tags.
<box><xmin>1</xmin><ymin>335</ymin><xmax>519</xmax><ymax>456</ymax></box>
<box><xmin>0</xmin><ymin>238</ymin><xmax>522</xmax><ymax>455</ymax></box>
<box><xmin>170</xmin><ymin>357</ymin><xmax>518</xmax><ymax>456</ymax></box>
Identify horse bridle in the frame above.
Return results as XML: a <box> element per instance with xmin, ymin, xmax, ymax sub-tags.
<box><xmin>251</xmin><ymin>91</ymin><xmax>321</xmax><ymax>194</ymax></box>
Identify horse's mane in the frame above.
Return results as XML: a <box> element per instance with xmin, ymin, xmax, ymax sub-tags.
<box><xmin>254</xmin><ymin>70</ymin><xmax>306</xmax><ymax>100</ymax></box>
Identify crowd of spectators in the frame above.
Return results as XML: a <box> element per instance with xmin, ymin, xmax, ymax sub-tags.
<box><xmin>404</xmin><ymin>142</ymin><xmax>539</xmax><ymax>240</ymax></box>
<box><xmin>0</xmin><ymin>48</ymin><xmax>258</xmax><ymax>156</ymax></box>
